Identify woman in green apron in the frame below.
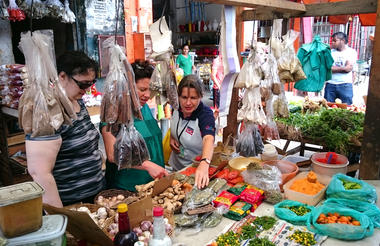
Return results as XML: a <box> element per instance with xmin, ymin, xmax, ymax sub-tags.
<box><xmin>101</xmin><ymin>61</ymin><xmax>168</xmax><ymax>192</ymax></box>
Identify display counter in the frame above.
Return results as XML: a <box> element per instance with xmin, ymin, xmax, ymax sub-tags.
<box><xmin>173</xmin><ymin>180</ymin><xmax>380</xmax><ymax>246</ymax></box>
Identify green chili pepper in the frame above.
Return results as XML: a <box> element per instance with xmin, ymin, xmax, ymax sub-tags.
<box><xmin>340</xmin><ymin>179</ymin><xmax>362</xmax><ymax>190</ymax></box>
<box><xmin>284</xmin><ymin>205</ymin><xmax>311</xmax><ymax>216</ymax></box>
<box><xmin>287</xmin><ymin>230</ymin><xmax>317</xmax><ymax>246</ymax></box>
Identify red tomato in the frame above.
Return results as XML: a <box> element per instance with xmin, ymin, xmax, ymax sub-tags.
<box><xmin>227</xmin><ymin>170</ymin><xmax>240</xmax><ymax>180</ymax></box>
<box><xmin>208</xmin><ymin>167</ymin><xmax>217</xmax><ymax>175</ymax></box>
<box><xmin>180</xmin><ymin>166</ymin><xmax>197</xmax><ymax>176</ymax></box>
<box><xmin>215</xmin><ymin>169</ymin><xmax>229</xmax><ymax>179</ymax></box>
<box><xmin>331</xmin><ymin>105</ymin><xmax>338</xmax><ymax>108</ymax></box>
<box><xmin>195</xmin><ymin>155</ymin><xmax>202</xmax><ymax>161</ymax></box>
<box><xmin>229</xmin><ymin>176</ymin><xmax>244</xmax><ymax>184</ymax></box>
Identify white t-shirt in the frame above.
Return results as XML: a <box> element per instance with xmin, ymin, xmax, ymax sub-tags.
<box><xmin>327</xmin><ymin>46</ymin><xmax>357</xmax><ymax>85</ymax></box>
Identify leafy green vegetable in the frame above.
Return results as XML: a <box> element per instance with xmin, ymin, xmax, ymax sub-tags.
<box><xmin>248</xmin><ymin>237</ymin><xmax>275</xmax><ymax>246</ymax></box>
<box><xmin>276</xmin><ymin>108</ymin><xmax>364</xmax><ymax>154</ymax></box>
<box><xmin>252</xmin><ymin>216</ymin><xmax>277</xmax><ymax>230</ymax></box>
<box><xmin>240</xmin><ymin>224</ymin><xmax>259</xmax><ymax>240</ymax></box>
<box><xmin>340</xmin><ymin>179</ymin><xmax>362</xmax><ymax>190</ymax></box>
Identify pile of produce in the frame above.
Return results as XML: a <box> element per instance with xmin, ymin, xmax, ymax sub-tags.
<box><xmin>287</xmin><ymin>230</ymin><xmax>317</xmax><ymax>246</ymax></box>
<box><xmin>152</xmin><ymin>182</ymin><xmax>186</xmax><ymax>212</ymax></box>
<box><xmin>209</xmin><ymin>216</ymin><xmax>277</xmax><ymax>246</ymax></box>
<box><xmin>95</xmin><ymin>193</ymin><xmax>138</xmax><ymax>209</ymax></box>
<box><xmin>68</xmin><ymin>205</ymin><xmax>116</xmax><ymax>236</ymax></box>
<box><xmin>132</xmin><ymin>219</ymin><xmax>172</xmax><ymax>244</ymax></box>
<box><xmin>0</xmin><ymin>64</ymin><xmax>27</xmax><ymax>109</ymax></box>
<box><xmin>135</xmin><ymin>179</ymin><xmax>191</xmax><ymax>212</ymax></box>
<box><xmin>340</xmin><ymin>178</ymin><xmax>362</xmax><ymax>190</ymax></box>
<box><xmin>248</xmin><ymin>237</ymin><xmax>275</xmax><ymax>246</ymax></box>
<box><xmin>283</xmin><ymin>205</ymin><xmax>311</xmax><ymax>216</ymax></box>
<box><xmin>290</xmin><ymin>172</ymin><xmax>325</xmax><ymax>195</ymax></box>
<box><xmin>317</xmin><ymin>212</ymin><xmax>361</xmax><ymax>226</ymax></box>
<box><xmin>276</xmin><ymin>107</ymin><xmax>364</xmax><ymax>154</ymax></box>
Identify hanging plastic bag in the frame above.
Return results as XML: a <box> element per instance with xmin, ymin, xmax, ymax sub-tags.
<box><xmin>235</xmin><ymin>48</ymin><xmax>263</xmax><ymax>89</ymax></box>
<box><xmin>62</xmin><ymin>0</ymin><xmax>76</xmax><ymax>23</ymax></box>
<box><xmin>273</xmin><ymin>83</ymin><xmax>289</xmax><ymax>118</ymax></box>
<box><xmin>306</xmin><ymin>204</ymin><xmax>374</xmax><ymax>240</ymax></box>
<box><xmin>237</xmin><ymin>88</ymin><xmax>266</xmax><ymax>125</ymax></box>
<box><xmin>261</xmin><ymin>94</ymin><xmax>280</xmax><ymax>141</ymax></box>
<box><xmin>277</xmin><ymin>30</ymin><xmax>306</xmax><ymax>83</ymax></box>
<box><xmin>7</xmin><ymin>0</ymin><xmax>25</xmax><ymax>22</ymax></box>
<box><xmin>236</xmin><ymin>122</ymin><xmax>264</xmax><ymax>157</ymax></box>
<box><xmin>45</xmin><ymin>0</ymin><xmax>65</xmax><ymax>20</ymax></box>
<box><xmin>100</xmin><ymin>37</ymin><xmax>142</xmax><ymax>127</ymax></box>
<box><xmin>323</xmin><ymin>198</ymin><xmax>380</xmax><ymax>228</ymax></box>
<box><xmin>269</xmin><ymin>19</ymin><xmax>283</xmax><ymax>59</ymax></box>
<box><xmin>164</xmin><ymin>69</ymin><xmax>179</xmax><ymax>110</ymax></box>
<box><xmin>149</xmin><ymin>17</ymin><xmax>173</xmax><ymax>56</ymax></box>
<box><xmin>326</xmin><ymin>173</ymin><xmax>377</xmax><ymax>204</ymax></box>
<box><xmin>274</xmin><ymin>200</ymin><xmax>314</xmax><ymax>226</ymax></box>
<box><xmin>19</xmin><ymin>0</ymin><xmax>47</xmax><ymax>19</ymax></box>
<box><xmin>18</xmin><ymin>30</ymin><xmax>75</xmax><ymax>137</ymax></box>
<box><xmin>113</xmin><ymin>124</ymin><xmax>150</xmax><ymax>169</ymax></box>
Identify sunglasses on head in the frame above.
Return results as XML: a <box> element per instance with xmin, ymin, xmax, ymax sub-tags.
<box><xmin>71</xmin><ymin>76</ymin><xmax>96</xmax><ymax>90</ymax></box>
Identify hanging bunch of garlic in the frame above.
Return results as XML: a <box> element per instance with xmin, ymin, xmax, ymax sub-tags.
<box><xmin>236</xmin><ymin>43</ymin><xmax>268</xmax><ymax>125</ymax></box>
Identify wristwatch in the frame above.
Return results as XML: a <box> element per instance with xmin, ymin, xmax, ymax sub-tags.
<box><xmin>200</xmin><ymin>158</ymin><xmax>211</xmax><ymax>165</ymax></box>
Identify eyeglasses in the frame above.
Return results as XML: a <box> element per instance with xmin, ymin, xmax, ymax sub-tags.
<box><xmin>71</xmin><ymin>76</ymin><xmax>96</xmax><ymax>90</ymax></box>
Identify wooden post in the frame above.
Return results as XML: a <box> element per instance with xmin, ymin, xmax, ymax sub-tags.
<box><xmin>359</xmin><ymin>0</ymin><xmax>380</xmax><ymax>180</ymax></box>
<box><xmin>223</xmin><ymin>7</ymin><xmax>243</xmax><ymax>143</ymax></box>
<box><xmin>0</xmin><ymin>112</ymin><xmax>14</xmax><ymax>185</ymax></box>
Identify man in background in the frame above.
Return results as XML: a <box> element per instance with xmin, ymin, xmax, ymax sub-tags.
<box><xmin>324</xmin><ymin>32</ymin><xmax>357</xmax><ymax>105</ymax></box>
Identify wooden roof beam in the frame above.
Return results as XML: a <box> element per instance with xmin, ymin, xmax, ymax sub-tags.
<box><xmin>197</xmin><ymin>0</ymin><xmax>306</xmax><ymax>15</ymax></box>
<box><xmin>242</xmin><ymin>0</ymin><xmax>377</xmax><ymax>21</ymax></box>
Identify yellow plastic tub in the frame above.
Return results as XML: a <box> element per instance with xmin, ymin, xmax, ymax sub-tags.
<box><xmin>0</xmin><ymin>181</ymin><xmax>44</xmax><ymax>238</ymax></box>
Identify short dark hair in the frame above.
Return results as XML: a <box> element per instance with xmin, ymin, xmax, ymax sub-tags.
<box><xmin>332</xmin><ymin>32</ymin><xmax>348</xmax><ymax>44</ymax></box>
<box><xmin>182</xmin><ymin>44</ymin><xmax>189</xmax><ymax>50</ymax></box>
<box><xmin>57</xmin><ymin>51</ymin><xmax>98</xmax><ymax>77</ymax></box>
<box><xmin>131</xmin><ymin>60</ymin><xmax>154</xmax><ymax>82</ymax></box>
<box><xmin>178</xmin><ymin>74</ymin><xmax>203</xmax><ymax>98</ymax></box>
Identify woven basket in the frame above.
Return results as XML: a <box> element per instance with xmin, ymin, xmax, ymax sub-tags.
<box><xmin>94</xmin><ymin>189</ymin><xmax>138</xmax><ymax>209</ymax></box>
<box><xmin>64</xmin><ymin>203</ymin><xmax>116</xmax><ymax>238</ymax></box>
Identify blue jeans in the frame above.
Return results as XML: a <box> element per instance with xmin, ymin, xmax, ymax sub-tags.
<box><xmin>324</xmin><ymin>83</ymin><xmax>353</xmax><ymax>105</ymax></box>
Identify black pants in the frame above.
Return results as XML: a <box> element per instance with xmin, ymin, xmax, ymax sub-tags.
<box><xmin>213</xmin><ymin>88</ymin><xmax>220</xmax><ymax>108</ymax></box>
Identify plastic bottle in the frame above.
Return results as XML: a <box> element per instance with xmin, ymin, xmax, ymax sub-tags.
<box><xmin>114</xmin><ymin>203</ymin><xmax>138</xmax><ymax>246</ymax></box>
<box><xmin>148</xmin><ymin>207</ymin><xmax>172</xmax><ymax>246</ymax></box>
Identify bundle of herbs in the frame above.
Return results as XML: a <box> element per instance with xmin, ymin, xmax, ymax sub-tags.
<box><xmin>276</xmin><ymin>108</ymin><xmax>364</xmax><ymax>154</ymax></box>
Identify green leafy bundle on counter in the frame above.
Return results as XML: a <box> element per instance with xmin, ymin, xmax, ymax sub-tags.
<box><xmin>276</xmin><ymin>108</ymin><xmax>364</xmax><ymax>154</ymax></box>
<box><xmin>248</xmin><ymin>237</ymin><xmax>275</xmax><ymax>246</ymax></box>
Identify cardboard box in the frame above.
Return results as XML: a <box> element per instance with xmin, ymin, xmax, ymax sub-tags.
<box><xmin>42</xmin><ymin>175</ymin><xmax>176</xmax><ymax>245</ymax></box>
<box><xmin>43</xmin><ymin>204</ymin><xmax>113</xmax><ymax>246</ymax></box>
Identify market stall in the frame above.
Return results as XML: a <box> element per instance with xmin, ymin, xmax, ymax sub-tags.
<box><xmin>2</xmin><ymin>0</ymin><xmax>380</xmax><ymax>245</ymax></box>
<box><xmin>173</xmin><ymin>179</ymin><xmax>380</xmax><ymax>246</ymax></box>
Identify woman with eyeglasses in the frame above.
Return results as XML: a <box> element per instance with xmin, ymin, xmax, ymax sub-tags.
<box><xmin>26</xmin><ymin>51</ymin><xmax>105</xmax><ymax>207</ymax></box>
<box><xmin>169</xmin><ymin>74</ymin><xmax>215</xmax><ymax>189</ymax></box>
<box><xmin>101</xmin><ymin>60</ymin><xmax>168</xmax><ymax>192</ymax></box>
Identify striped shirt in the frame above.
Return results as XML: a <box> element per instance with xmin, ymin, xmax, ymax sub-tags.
<box><xmin>54</xmin><ymin>100</ymin><xmax>105</xmax><ymax>204</ymax></box>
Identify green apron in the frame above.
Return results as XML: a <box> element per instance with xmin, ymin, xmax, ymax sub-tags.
<box><xmin>105</xmin><ymin>104</ymin><xmax>164</xmax><ymax>192</ymax></box>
